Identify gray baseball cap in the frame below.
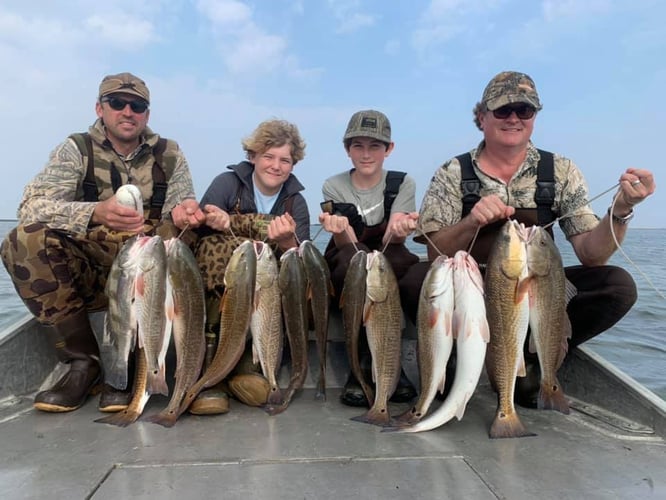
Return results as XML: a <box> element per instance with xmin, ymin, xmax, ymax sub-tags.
<box><xmin>343</xmin><ymin>110</ymin><xmax>391</xmax><ymax>143</ymax></box>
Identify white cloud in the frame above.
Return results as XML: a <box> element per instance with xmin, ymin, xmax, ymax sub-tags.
<box><xmin>326</xmin><ymin>0</ymin><xmax>376</xmax><ymax>34</ymax></box>
<box><xmin>84</xmin><ymin>14</ymin><xmax>159</xmax><ymax>48</ymax></box>
<box><xmin>196</xmin><ymin>0</ymin><xmax>315</xmax><ymax>79</ymax></box>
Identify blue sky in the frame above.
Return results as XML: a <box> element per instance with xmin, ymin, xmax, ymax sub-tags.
<box><xmin>0</xmin><ymin>0</ymin><xmax>663</xmax><ymax>228</ymax></box>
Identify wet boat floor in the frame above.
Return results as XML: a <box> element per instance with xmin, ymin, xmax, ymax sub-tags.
<box><xmin>1</xmin><ymin>378</ymin><xmax>664</xmax><ymax>500</ymax></box>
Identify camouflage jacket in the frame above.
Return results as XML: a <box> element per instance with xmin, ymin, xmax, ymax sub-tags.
<box><xmin>17</xmin><ymin>119</ymin><xmax>197</xmax><ymax>237</ymax></box>
<box><xmin>418</xmin><ymin>141</ymin><xmax>600</xmax><ymax>241</ymax></box>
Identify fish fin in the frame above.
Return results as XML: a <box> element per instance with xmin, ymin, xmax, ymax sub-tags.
<box><xmin>480</xmin><ymin>321</ymin><xmax>491</xmax><ymax>343</ymax></box>
<box><xmin>428</xmin><ymin>306</ymin><xmax>439</xmax><ymax>330</ymax></box>
<box><xmin>362</xmin><ymin>301</ymin><xmax>374</xmax><ymax>325</ymax></box>
<box><xmin>527</xmin><ymin>332</ymin><xmax>537</xmax><ymax>354</ymax></box>
<box><xmin>516</xmin><ymin>354</ymin><xmax>527</xmax><ymax>378</ymax></box>
<box><xmin>95</xmin><ymin>409</ymin><xmax>141</xmax><ymax>427</ymax></box>
<box><xmin>564</xmin><ymin>278</ymin><xmax>578</xmax><ymax>305</ymax></box>
<box><xmin>515</xmin><ymin>277</ymin><xmax>532</xmax><ymax>304</ymax></box>
<box><xmin>327</xmin><ymin>279</ymin><xmax>336</xmax><ymax>298</ymax></box>
<box><xmin>538</xmin><ymin>381</ymin><xmax>570</xmax><ymax>414</ymax></box>
<box><xmin>489</xmin><ymin>410</ymin><xmax>535</xmax><ymax>439</ymax></box>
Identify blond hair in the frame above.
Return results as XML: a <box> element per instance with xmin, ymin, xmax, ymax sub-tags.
<box><xmin>242</xmin><ymin>119</ymin><xmax>306</xmax><ymax>165</ymax></box>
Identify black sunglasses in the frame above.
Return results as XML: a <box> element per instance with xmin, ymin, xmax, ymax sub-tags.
<box><xmin>102</xmin><ymin>96</ymin><xmax>149</xmax><ymax>114</ymax></box>
<box><xmin>492</xmin><ymin>104</ymin><xmax>536</xmax><ymax>120</ymax></box>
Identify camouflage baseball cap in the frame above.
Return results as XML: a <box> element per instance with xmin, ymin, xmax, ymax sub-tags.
<box><xmin>481</xmin><ymin>71</ymin><xmax>542</xmax><ymax>111</ymax></box>
<box><xmin>343</xmin><ymin>110</ymin><xmax>392</xmax><ymax>143</ymax></box>
<box><xmin>99</xmin><ymin>72</ymin><xmax>150</xmax><ymax>103</ymax></box>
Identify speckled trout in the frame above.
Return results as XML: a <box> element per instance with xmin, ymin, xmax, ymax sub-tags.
<box><xmin>265</xmin><ymin>247</ymin><xmax>308</xmax><ymax>416</ymax></box>
<box><xmin>101</xmin><ymin>235</ymin><xmax>143</xmax><ymax>390</ymax></box>
<box><xmin>250</xmin><ymin>241</ymin><xmax>283</xmax><ymax>406</ymax></box>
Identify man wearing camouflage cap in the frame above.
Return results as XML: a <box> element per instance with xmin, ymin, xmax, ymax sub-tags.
<box><xmin>318</xmin><ymin>109</ymin><xmax>420</xmax><ymax>407</ymax></box>
<box><xmin>1</xmin><ymin>72</ymin><xmax>206</xmax><ymax>414</ymax></box>
<box><xmin>401</xmin><ymin>70</ymin><xmax>656</xmax><ymax>410</ymax></box>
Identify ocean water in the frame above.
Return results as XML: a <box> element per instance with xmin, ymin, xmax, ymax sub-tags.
<box><xmin>1</xmin><ymin>221</ymin><xmax>664</xmax><ymax>400</ymax></box>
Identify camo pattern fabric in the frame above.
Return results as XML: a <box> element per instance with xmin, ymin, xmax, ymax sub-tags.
<box><xmin>195</xmin><ymin>213</ymin><xmax>276</xmax><ymax>291</ymax></box>
<box><xmin>0</xmin><ymin>221</ymin><xmax>196</xmax><ymax>325</ymax></box>
<box><xmin>417</xmin><ymin>141</ymin><xmax>600</xmax><ymax>243</ymax></box>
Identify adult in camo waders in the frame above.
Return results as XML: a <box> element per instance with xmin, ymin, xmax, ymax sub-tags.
<box><xmin>1</xmin><ymin>72</ymin><xmax>205</xmax><ymax>413</ymax></box>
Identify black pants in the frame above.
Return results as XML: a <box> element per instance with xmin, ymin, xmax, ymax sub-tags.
<box><xmin>399</xmin><ymin>262</ymin><xmax>637</xmax><ymax>348</ymax></box>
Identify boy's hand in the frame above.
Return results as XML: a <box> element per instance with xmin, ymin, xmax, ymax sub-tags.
<box><xmin>383</xmin><ymin>212</ymin><xmax>418</xmax><ymax>244</ymax></box>
<box><xmin>318</xmin><ymin>212</ymin><xmax>350</xmax><ymax>235</ymax></box>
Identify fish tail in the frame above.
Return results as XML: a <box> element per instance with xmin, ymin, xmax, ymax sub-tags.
<box><xmin>95</xmin><ymin>409</ymin><xmax>141</xmax><ymax>427</ymax></box>
<box><xmin>350</xmin><ymin>404</ymin><xmax>391</xmax><ymax>427</ymax></box>
<box><xmin>489</xmin><ymin>410</ymin><xmax>536</xmax><ymax>439</ymax></box>
<box><xmin>147</xmin><ymin>365</ymin><xmax>169</xmax><ymax>396</ymax></box>
<box><xmin>267</xmin><ymin>386</ymin><xmax>284</xmax><ymax>406</ymax></box>
<box><xmin>538</xmin><ymin>382</ymin><xmax>570</xmax><ymax>414</ymax></box>
<box><xmin>144</xmin><ymin>410</ymin><xmax>178</xmax><ymax>428</ymax></box>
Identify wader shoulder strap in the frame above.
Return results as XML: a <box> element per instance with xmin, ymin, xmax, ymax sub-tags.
<box><xmin>535</xmin><ymin>149</ymin><xmax>556</xmax><ymax>226</ymax></box>
<box><xmin>149</xmin><ymin>138</ymin><xmax>168</xmax><ymax>219</ymax></box>
<box><xmin>457</xmin><ymin>153</ymin><xmax>480</xmax><ymax>218</ymax></box>
<box><xmin>70</xmin><ymin>132</ymin><xmax>99</xmax><ymax>202</ymax></box>
<box><xmin>383</xmin><ymin>170</ymin><xmax>407</xmax><ymax>220</ymax></box>
<box><xmin>458</xmin><ymin>150</ymin><xmax>556</xmax><ymax>225</ymax></box>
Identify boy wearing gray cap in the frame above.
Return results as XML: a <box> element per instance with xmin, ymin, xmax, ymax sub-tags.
<box><xmin>319</xmin><ymin>109</ymin><xmax>419</xmax><ymax>407</ymax></box>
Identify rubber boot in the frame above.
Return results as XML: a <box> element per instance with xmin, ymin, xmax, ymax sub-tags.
<box><xmin>390</xmin><ymin>368</ymin><xmax>417</xmax><ymax>403</ymax></box>
<box><xmin>514</xmin><ymin>356</ymin><xmax>541</xmax><ymax>409</ymax></box>
<box><xmin>98</xmin><ymin>352</ymin><xmax>134</xmax><ymax>413</ymax></box>
<box><xmin>189</xmin><ymin>294</ymin><xmax>230</xmax><ymax>415</ymax></box>
<box><xmin>33</xmin><ymin>310</ymin><xmax>102</xmax><ymax>413</ymax></box>
<box><xmin>228</xmin><ymin>345</ymin><xmax>270</xmax><ymax>407</ymax></box>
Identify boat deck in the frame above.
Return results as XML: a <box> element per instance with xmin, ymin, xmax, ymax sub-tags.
<box><xmin>1</xmin><ymin>314</ymin><xmax>665</xmax><ymax>500</ymax></box>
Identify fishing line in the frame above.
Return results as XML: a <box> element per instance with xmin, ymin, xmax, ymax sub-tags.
<box><xmin>311</xmin><ymin>224</ymin><xmax>325</xmax><ymax>243</ymax></box>
<box><xmin>542</xmin><ymin>182</ymin><xmax>620</xmax><ymax>230</ymax></box>
<box><xmin>466</xmin><ymin>225</ymin><xmax>481</xmax><ymax>255</ymax></box>
<box><xmin>176</xmin><ymin>222</ymin><xmax>190</xmax><ymax>240</ymax></box>
<box><xmin>380</xmin><ymin>230</ymin><xmax>392</xmax><ymax>254</ymax></box>
<box><xmin>608</xmin><ymin>193</ymin><xmax>666</xmax><ymax>301</ymax></box>
<box><xmin>414</xmin><ymin>225</ymin><xmax>445</xmax><ymax>258</ymax></box>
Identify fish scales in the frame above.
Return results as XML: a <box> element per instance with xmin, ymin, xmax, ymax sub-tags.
<box><xmin>250</xmin><ymin>241</ymin><xmax>283</xmax><ymax>406</ymax></box>
<box><xmin>102</xmin><ymin>235</ymin><xmax>143</xmax><ymax>390</ymax></box>
<box><xmin>352</xmin><ymin>251</ymin><xmax>402</xmax><ymax>427</ymax></box>
<box><xmin>265</xmin><ymin>247</ymin><xmax>309</xmax><ymax>415</ymax></box>
<box><xmin>525</xmin><ymin>226</ymin><xmax>571</xmax><ymax>414</ymax></box>
<box><xmin>340</xmin><ymin>250</ymin><xmax>372</xmax><ymax>404</ymax></box>
<box><xmin>134</xmin><ymin>235</ymin><xmax>171</xmax><ymax>396</ymax></box>
<box><xmin>485</xmin><ymin>220</ymin><xmax>535</xmax><ymax>439</ymax></box>
<box><xmin>146</xmin><ymin>238</ymin><xmax>206</xmax><ymax>428</ymax></box>
<box><xmin>299</xmin><ymin>240</ymin><xmax>333</xmax><ymax>401</ymax></box>
<box><xmin>393</xmin><ymin>255</ymin><xmax>455</xmax><ymax>426</ymax></box>
<box><xmin>389</xmin><ymin>251</ymin><xmax>489</xmax><ymax>433</ymax></box>
<box><xmin>177</xmin><ymin>240</ymin><xmax>256</xmax><ymax>417</ymax></box>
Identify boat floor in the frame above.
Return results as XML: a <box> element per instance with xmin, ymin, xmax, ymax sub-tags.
<box><xmin>1</xmin><ymin>377</ymin><xmax>664</xmax><ymax>500</ymax></box>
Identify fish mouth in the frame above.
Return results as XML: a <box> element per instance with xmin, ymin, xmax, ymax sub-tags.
<box><xmin>253</xmin><ymin>240</ymin><xmax>266</xmax><ymax>257</ymax></box>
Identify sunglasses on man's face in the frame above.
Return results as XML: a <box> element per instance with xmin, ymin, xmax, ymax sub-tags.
<box><xmin>492</xmin><ymin>104</ymin><xmax>536</xmax><ymax>120</ymax></box>
<box><xmin>102</xmin><ymin>96</ymin><xmax>149</xmax><ymax>114</ymax></box>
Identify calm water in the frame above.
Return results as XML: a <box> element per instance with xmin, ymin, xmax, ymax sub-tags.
<box><xmin>1</xmin><ymin>221</ymin><xmax>664</xmax><ymax>399</ymax></box>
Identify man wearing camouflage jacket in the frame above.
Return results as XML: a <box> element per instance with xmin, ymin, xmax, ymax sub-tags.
<box><xmin>1</xmin><ymin>72</ymin><xmax>205</xmax><ymax>414</ymax></box>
